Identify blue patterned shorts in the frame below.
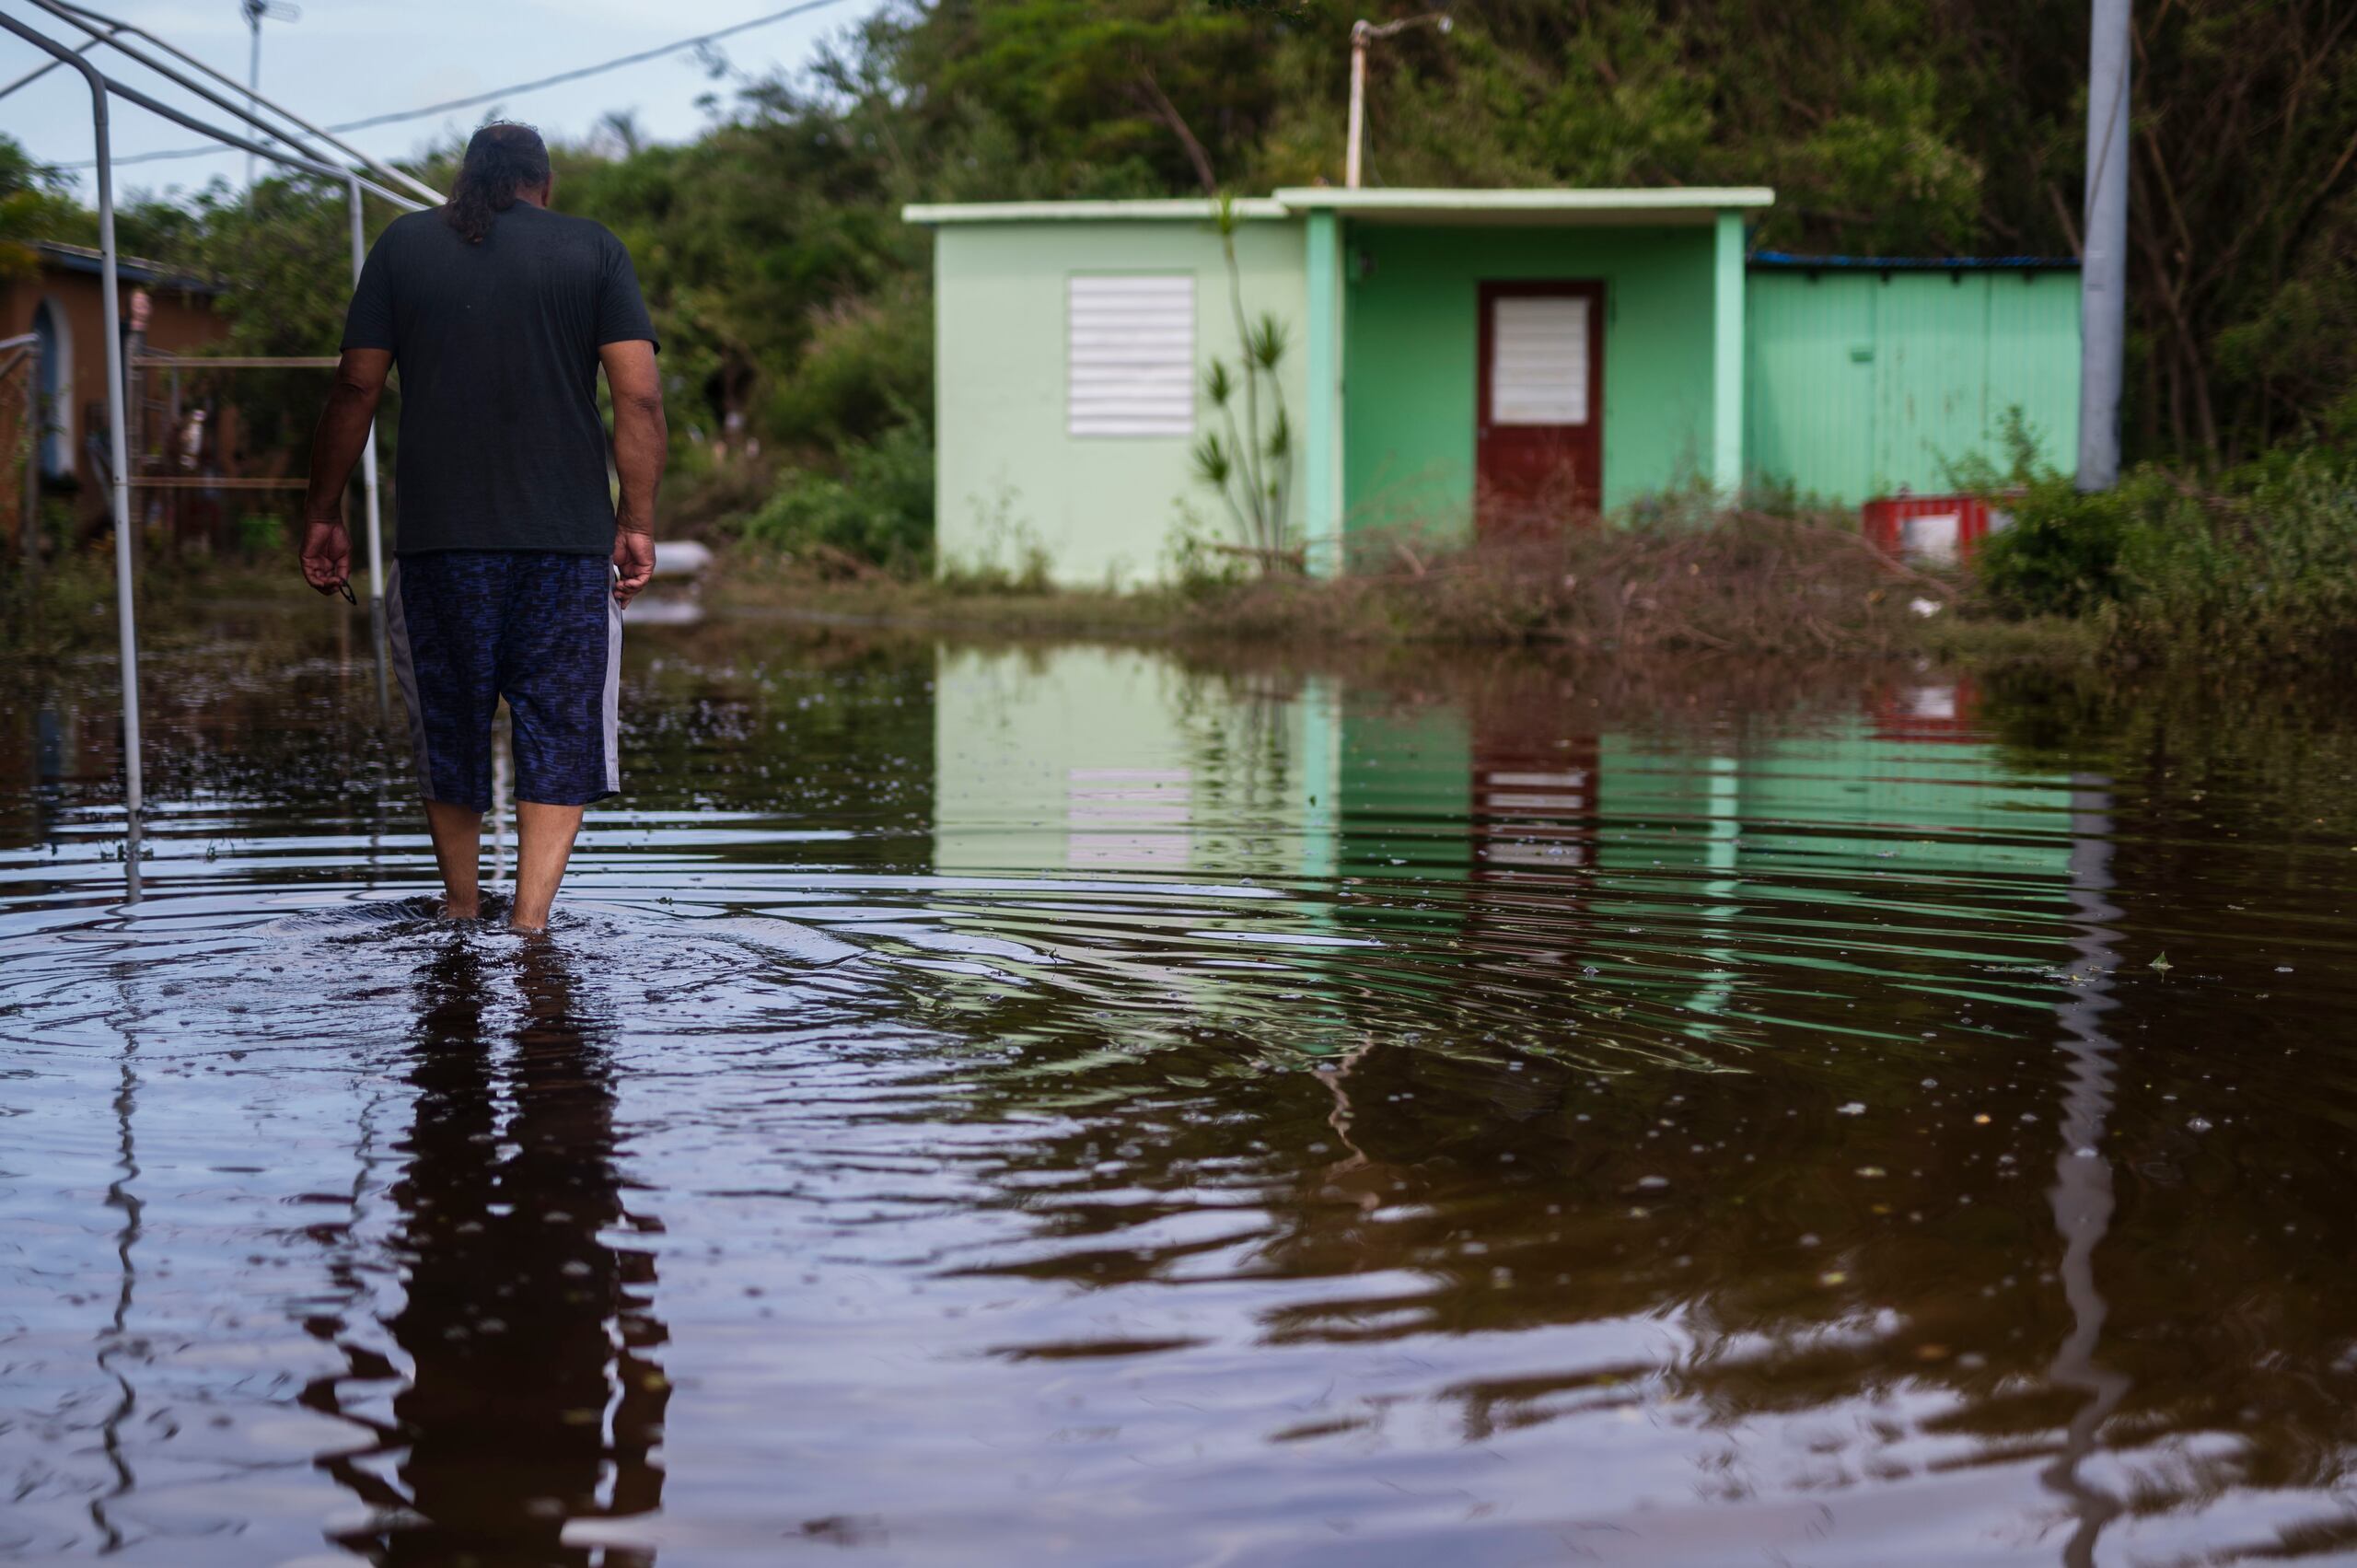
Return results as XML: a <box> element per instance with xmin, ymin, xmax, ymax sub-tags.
<box><xmin>385</xmin><ymin>552</ymin><xmax>621</xmax><ymax>811</ymax></box>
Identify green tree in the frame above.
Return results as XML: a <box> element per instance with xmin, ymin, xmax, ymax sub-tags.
<box><xmin>0</xmin><ymin>135</ymin><xmax>87</xmax><ymax>279</ymax></box>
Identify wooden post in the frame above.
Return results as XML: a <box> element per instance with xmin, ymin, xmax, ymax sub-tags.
<box><xmin>20</xmin><ymin>341</ymin><xmax>38</xmax><ymax>586</ymax></box>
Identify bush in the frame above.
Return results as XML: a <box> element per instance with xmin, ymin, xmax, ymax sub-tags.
<box><xmin>662</xmin><ymin>439</ymin><xmax>775</xmax><ymax>537</ymax></box>
<box><xmin>758</xmin><ymin>285</ymin><xmax>933</xmax><ymax>450</ymax></box>
<box><xmin>1976</xmin><ymin>446</ymin><xmax>2357</xmax><ymax>663</ymax></box>
<box><xmin>236</xmin><ymin>510</ymin><xmax>287</xmax><ymax>558</ymax></box>
<box><xmin>2110</xmin><ymin>449</ymin><xmax>2357</xmax><ymax>663</ymax></box>
<box><xmin>735</xmin><ymin>415</ymin><xmax>933</xmax><ymax>575</ymax></box>
<box><xmin>1974</xmin><ymin>471</ymin><xmax>2141</xmax><ymax>618</ymax></box>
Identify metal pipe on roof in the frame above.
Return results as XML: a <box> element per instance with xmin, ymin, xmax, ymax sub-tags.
<box><xmin>30</xmin><ymin>41</ymin><xmax>424</xmax><ymax>212</ymax></box>
<box><xmin>0</xmin><ymin>23</ymin><xmax>110</xmax><ymax>102</ymax></box>
<box><xmin>0</xmin><ymin>11</ymin><xmax>142</xmax><ymax>823</ymax></box>
<box><xmin>29</xmin><ymin>0</ymin><xmax>343</xmax><ymax>175</ymax></box>
<box><xmin>41</xmin><ymin>0</ymin><xmax>445</xmax><ymax>206</ymax></box>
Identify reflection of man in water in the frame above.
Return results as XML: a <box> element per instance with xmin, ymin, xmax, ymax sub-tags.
<box><xmin>319</xmin><ymin>937</ymin><xmax>666</xmax><ymax>1563</ymax></box>
<box><xmin>300</xmin><ymin>122</ymin><xmax>668</xmax><ymax>931</ymax></box>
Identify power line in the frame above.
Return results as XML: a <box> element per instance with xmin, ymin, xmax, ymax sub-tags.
<box><xmin>328</xmin><ymin>0</ymin><xmax>861</xmax><ymax>132</ymax></box>
<box><xmin>45</xmin><ymin>0</ymin><xmax>865</xmax><ymax>171</ymax></box>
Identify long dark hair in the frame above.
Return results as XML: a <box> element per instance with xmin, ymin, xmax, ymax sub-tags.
<box><xmin>444</xmin><ymin>122</ymin><xmax>551</xmax><ymax>244</ymax></box>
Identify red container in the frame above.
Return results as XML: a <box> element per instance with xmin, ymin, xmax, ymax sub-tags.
<box><xmin>1860</xmin><ymin>493</ymin><xmax>2000</xmax><ymax>565</ymax></box>
<box><xmin>1870</xmin><ymin>673</ymin><xmax>1983</xmax><ymax>742</ymax></box>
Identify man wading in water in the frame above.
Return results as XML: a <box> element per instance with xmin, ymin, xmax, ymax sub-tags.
<box><xmin>300</xmin><ymin>122</ymin><xmax>666</xmax><ymax>931</ymax></box>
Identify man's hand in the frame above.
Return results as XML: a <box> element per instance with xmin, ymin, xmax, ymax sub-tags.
<box><xmin>613</xmin><ymin>528</ymin><xmax>656</xmax><ymax>607</ymax></box>
<box><xmin>300</xmin><ymin>517</ymin><xmax>352</xmax><ymax>595</ymax></box>
<box><xmin>599</xmin><ymin>338</ymin><xmax>666</xmax><ymax>610</ymax></box>
<box><xmin>299</xmin><ymin>349</ymin><xmax>389</xmax><ymax>595</ymax></box>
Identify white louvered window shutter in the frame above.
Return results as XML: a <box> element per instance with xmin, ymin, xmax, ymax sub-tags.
<box><xmin>1490</xmin><ymin>296</ymin><xmax>1591</xmax><ymax>425</ymax></box>
<box><xmin>1068</xmin><ymin>273</ymin><xmax>1195</xmax><ymax>438</ymax></box>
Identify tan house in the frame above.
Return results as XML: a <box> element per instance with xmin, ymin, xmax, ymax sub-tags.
<box><xmin>3</xmin><ymin>239</ymin><xmax>233</xmax><ymax>549</ymax></box>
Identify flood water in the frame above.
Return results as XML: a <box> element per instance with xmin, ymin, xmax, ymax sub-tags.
<box><xmin>6</xmin><ymin>610</ymin><xmax>2357</xmax><ymax>1567</ymax></box>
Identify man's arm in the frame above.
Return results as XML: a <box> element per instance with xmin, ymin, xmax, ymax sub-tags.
<box><xmin>600</xmin><ymin>338</ymin><xmax>666</xmax><ymax>607</ymax></box>
<box><xmin>298</xmin><ymin>348</ymin><xmax>392</xmax><ymax>595</ymax></box>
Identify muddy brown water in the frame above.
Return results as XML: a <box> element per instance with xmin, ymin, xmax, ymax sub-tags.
<box><xmin>6</xmin><ymin>610</ymin><xmax>2357</xmax><ymax>1566</ymax></box>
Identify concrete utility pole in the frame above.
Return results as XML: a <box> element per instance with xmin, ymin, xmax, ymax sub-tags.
<box><xmin>1345</xmin><ymin>12</ymin><xmax>1452</xmax><ymax>190</ymax></box>
<box><xmin>2077</xmin><ymin>0</ymin><xmax>2130</xmax><ymax>492</ymax></box>
<box><xmin>239</xmin><ymin>0</ymin><xmax>298</xmax><ymax>192</ymax></box>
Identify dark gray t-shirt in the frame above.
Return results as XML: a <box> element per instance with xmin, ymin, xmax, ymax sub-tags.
<box><xmin>342</xmin><ymin>203</ymin><xmax>657</xmax><ymax>556</ymax></box>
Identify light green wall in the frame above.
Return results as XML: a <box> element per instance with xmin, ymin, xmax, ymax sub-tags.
<box><xmin>1339</xmin><ymin>224</ymin><xmax>1721</xmax><ymax>545</ymax></box>
<box><xmin>1744</xmin><ymin>268</ymin><xmax>2081</xmax><ymax>503</ymax></box>
<box><xmin>931</xmin><ymin>220</ymin><xmax>1308</xmax><ymax>590</ymax></box>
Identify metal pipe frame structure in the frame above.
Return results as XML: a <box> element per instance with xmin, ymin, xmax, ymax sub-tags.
<box><xmin>17</xmin><ymin>10</ymin><xmax>428</xmax><ymax>211</ymax></box>
<box><xmin>1</xmin><ymin>8</ymin><xmax>439</xmax><ymax>832</ymax></box>
<box><xmin>37</xmin><ymin>0</ymin><xmax>444</xmax><ymax>206</ymax></box>
<box><xmin>11</xmin><ymin>29</ymin><xmax>421</xmax><ymax>591</ymax></box>
<box><xmin>0</xmin><ymin>17</ymin><xmax>110</xmax><ymax>100</ymax></box>
<box><xmin>2</xmin><ymin>12</ymin><xmax>140</xmax><ymax>820</ymax></box>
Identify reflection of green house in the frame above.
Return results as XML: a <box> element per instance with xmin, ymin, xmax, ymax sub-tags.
<box><xmin>934</xmin><ymin>652</ymin><xmax>2076</xmax><ymax>927</ymax></box>
<box><xmin>933</xmin><ymin>645</ymin><xmax>1341</xmax><ymax>883</ymax></box>
<box><xmin>906</xmin><ymin>190</ymin><xmax>2081</xmax><ymax>587</ymax></box>
<box><xmin>1585</xmin><ymin>718</ymin><xmax>2079</xmax><ymax>936</ymax></box>
<box><xmin>929</xmin><ymin>653</ymin><xmax>2088</xmax><ymax>1050</ymax></box>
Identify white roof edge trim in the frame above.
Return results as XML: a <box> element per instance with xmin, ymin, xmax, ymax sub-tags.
<box><xmin>1271</xmin><ymin>187</ymin><xmax>1776</xmax><ymax>212</ymax></box>
<box><xmin>903</xmin><ymin>199</ymin><xmax>1291</xmax><ymax>226</ymax></box>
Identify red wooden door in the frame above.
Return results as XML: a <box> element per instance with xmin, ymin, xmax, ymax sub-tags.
<box><xmin>1476</xmin><ymin>281</ymin><xmax>1604</xmax><ymax>532</ymax></box>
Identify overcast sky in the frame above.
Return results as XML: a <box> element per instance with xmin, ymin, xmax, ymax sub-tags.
<box><xmin>2</xmin><ymin>0</ymin><xmax>893</xmax><ymax>202</ymax></box>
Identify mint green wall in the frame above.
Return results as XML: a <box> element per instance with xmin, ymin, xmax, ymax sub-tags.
<box><xmin>1340</xmin><ymin>224</ymin><xmax>1720</xmax><ymax>544</ymax></box>
<box><xmin>1744</xmin><ymin>269</ymin><xmax>2081</xmax><ymax>503</ymax></box>
<box><xmin>931</xmin><ymin>220</ymin><xmax>1308</xmax><ymax>590</ymax></box>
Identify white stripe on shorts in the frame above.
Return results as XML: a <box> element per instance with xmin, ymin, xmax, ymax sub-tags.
<box><xmin>602</xmin><ymin>566</ymin><xmax>623</xmax><ymax>794</ymax></box>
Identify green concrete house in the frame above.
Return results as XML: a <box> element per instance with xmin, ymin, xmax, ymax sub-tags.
<box><xmin>906</xmin><ymin>188</ymin><xmax>2081</xmax><ymax>587</ymax></box>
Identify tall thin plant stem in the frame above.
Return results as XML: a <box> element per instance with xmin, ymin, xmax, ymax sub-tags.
<box><xmin>1214</xmin><ymin>195</ymin><xmax>1269</xmax><ymax>550</ymax></box>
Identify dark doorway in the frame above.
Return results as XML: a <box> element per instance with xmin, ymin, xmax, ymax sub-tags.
<box><xmin>1476</xmin><ymin>280</ymin><xmax>1603</xmax><ymax>531</ymax></box>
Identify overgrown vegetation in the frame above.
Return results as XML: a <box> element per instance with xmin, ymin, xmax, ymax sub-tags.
<box><xmin>1179</xmin><ymin>502</ymin><xmax>1960</xmax><ymax>654</ymax></box>
<box><xmin>1191</xmin><ymin>193</ymin><xmax>1295</xmax><ymax>568</ymax></box>
<box><xmin>1977</xmin><ymin>443</ymin><xmax>2357</xmax><ymax>668</ymax></box>
<box><xmin>737</xmin><ymin>411</ymin><xmax>935</xmax><ymax>575</ymax></box>
<box><xmin>0</xmin><ymin>523</ymin><xmax>303</xmax><ymax>662</ymax></box>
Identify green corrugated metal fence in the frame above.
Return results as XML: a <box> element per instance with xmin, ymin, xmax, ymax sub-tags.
<box><xmin>1744</xmin><ymin>268</ymin><xmax>2081</xmax><ymax>504</ymax></box>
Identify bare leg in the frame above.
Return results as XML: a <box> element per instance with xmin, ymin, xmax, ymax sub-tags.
<box><xmin>424</xmin><ymin>800</ymin><xmax>483</xmax><ymax>919</ymax></box>
<box><xmin>511</xmin><ymin>801</ymin><xmax>586</xmax><ymax>932</ymax></box>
